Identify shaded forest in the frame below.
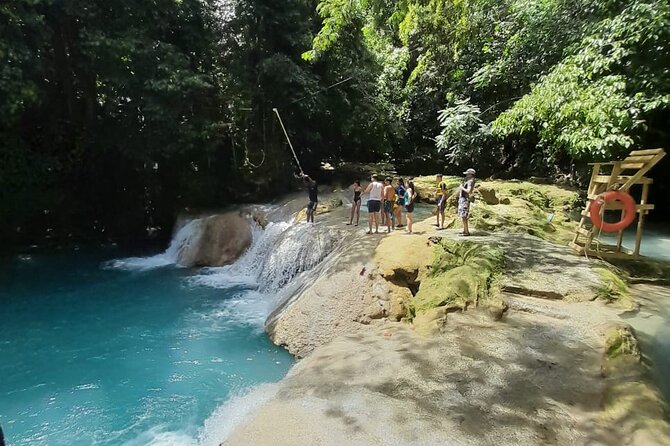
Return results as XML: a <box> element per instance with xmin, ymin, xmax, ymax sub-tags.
<box><xmin>2</xmin><ymin>0</ymin><xmax>669</xmax><ymax>244</ymax></box>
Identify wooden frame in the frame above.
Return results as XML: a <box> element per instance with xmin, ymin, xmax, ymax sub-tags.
<box><xmin>570</xmin><ymin>149</ymin><xmax>666</xmax><ymax>259</ymax></box>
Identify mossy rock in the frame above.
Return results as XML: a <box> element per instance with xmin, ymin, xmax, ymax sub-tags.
<box><xmin>410</xmin><ymin>240</ymin><xmax>504</xmax><ymax>316</ymax></box>
<box><xmin>605</xmin><ymin>325</ymin><xmax>640</xmax><ymax>360</ymax></box>
<box><xmin>593</xmin><ymin>266</ymin><xmax>634</xmax><ymax>309</ymax></box>
<box><xmin>413</xmin><ymin>177</ymin><xmax>579</xmax><ymax>244</ymax></box>
<box><xmin>412</xmin><ymin>175</ymin><xmax>461</xmax><ymax>204</ymax></box>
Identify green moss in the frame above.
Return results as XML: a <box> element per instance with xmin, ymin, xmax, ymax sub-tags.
<box><xmin>465</xmin><ymin>199</ymin><xmax>576</xmax><ymax>244</ymax></box>
<box><xmin>416</xmin><ymin>178</ymin><xmax>580</xmax><ymax>244</ymax></box>
<box><xmin>605</xmin><ymin>326</ymin><xmax>640</xmax><ymax>360</ymax></box>
<box><xmin>412</xmin><ymin>175</ymin><xmax>461</xmax><ymax>203</ymax></box>
<box><xmin>594</xmin><ymin>266</ymin><xmax>633</xmax><ymax>309</ymax></box>
<box><xmin>411</xmin><ymin>240</ymin><xmax>505</xmax><ymax>315</ymax></box>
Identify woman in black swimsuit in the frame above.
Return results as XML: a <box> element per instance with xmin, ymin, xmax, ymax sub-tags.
<box><xmin>348</xmin><ymin>180</ymin><xmax>362</xmax><ymax>226</ymax></box>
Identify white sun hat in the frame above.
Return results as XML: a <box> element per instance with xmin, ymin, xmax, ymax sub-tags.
<box><xmin>463</xmin><ymin>168</ymin><xmax>476</xmax><ymax>175</ymax></box>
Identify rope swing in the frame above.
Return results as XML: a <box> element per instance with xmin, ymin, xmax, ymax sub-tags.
<box><xmin>272</xmin><ymin>108</ymin><xmax>304</xmax><ymax>175</ymax></box>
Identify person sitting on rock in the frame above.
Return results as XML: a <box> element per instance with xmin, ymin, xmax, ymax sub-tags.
<box><xmin>382</xmin><ymin>177</ymin><xmax>396</xmax><ymax>233</ymax></box>
<box><xmin>458</xmin><ymin>169</ymin><xmax>476</xmax><ymax>236</ymax></box>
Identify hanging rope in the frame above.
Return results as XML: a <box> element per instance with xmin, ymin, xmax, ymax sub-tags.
<box><xmin>244</xmin><ymin>147</ymin><xmax>266</xmax><ymax>169</ymax></box>
<box><xmin>272</xmin><ymin>108</ymin><xmax>304</xmax><ymax>175</ymax></box>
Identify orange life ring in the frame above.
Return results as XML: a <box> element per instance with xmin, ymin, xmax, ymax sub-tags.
<box><xmin>590</xmin><ymin>191</ymin><xmax>637</xmax><ymax>233</ymax></box>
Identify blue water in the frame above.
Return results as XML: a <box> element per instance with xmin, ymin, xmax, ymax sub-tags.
<box><xmin>0</xmin><ymin>247</ymin><xmax>293</xmax><ymax>445</ymax></box>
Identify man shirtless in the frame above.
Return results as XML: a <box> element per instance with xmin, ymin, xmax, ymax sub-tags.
<box><xmin>382</xmin><ymin>177</ymin><xmax>396</xmax><ymax>233</ymax></box>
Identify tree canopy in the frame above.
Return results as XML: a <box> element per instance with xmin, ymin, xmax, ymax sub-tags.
<box><xmin>1</xmin><ymin>0</ymin><xmax>669</xmax><ymax>243</ymax></box>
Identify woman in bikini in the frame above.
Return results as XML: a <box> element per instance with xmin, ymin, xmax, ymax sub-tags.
<box><xmin>405</xmin><ymin>178</ymin><xmax>416</xmax><ymax>234</ymax></box>
<box><xmin>348</xmin><ymin>180</ymin><xmax>362</xmax><ymax>226</ymax></box>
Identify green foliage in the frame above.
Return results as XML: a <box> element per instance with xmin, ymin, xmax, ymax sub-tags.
<box><xmin>4</xmin><ymin>0</ymin><xmax>670</xmax><ymax>242</ymax></box>
<box><xmin>494</xmin><ymin>0</ymin><xmax>670</xmax><ymax>159</ymax></box>
<box><xmin>436</xmin><ymin>98</ymin><xmax>491</xmax><ymax>167</ymax></box>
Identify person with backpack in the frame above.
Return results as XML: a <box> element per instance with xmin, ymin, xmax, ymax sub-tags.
<box><xmin>458</xmin><ymin>168</ymin><xmax>476</xmax><ymax>236</ymax></box>
<box><xmin>394</xmin><ymin>178</ymin><xmax>406</xmax><ymax>228</ymax></box>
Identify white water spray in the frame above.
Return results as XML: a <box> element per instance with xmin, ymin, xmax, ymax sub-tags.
<box><xmin>103</xmin><ymin>219</ymin><xmax>204</xmax><ymax>271</ymax></box>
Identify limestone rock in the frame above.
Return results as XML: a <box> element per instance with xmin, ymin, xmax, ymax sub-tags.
<box><xmin>477</xmin><ymin>186</ymin><xmax>500</xmax><ymax>205</ymax></box>
<box><xmin>412</xmin><ymin>306</ymin><xmax>449</xmax><ymax>336</ymax></box>
<box><xmin>178</xmin><ymin>213</ymin><xmax>252</xmax><ymax>267</ymax></box>
<box><xmin>294</xmin><ymin>197</ymin><xmax>343</xmax><ymax>223</ymax></box>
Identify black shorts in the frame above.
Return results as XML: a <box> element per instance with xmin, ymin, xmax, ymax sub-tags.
<box><xmin>307</xmin><ymin>201</ymin><xmax>317</xmax><ymax>211</ymax></box>
<box><xmin>437</xmin><ymin>197</ymin><xmax>447</xmax><ymax>211</ymax></box>
<box><xmin>405</xmin><ymin>203</ymin><xmax>415</xmax><ymax>213</ymax></box>
<box><xmin>384</xmin><ymin>201</ymin><xmax>394</xmax><ymax>214</ymax></box>
<box><xmin>367</xmin><ymin>200</ymin><xmax>381</xmax><ymax>213</ymax></box>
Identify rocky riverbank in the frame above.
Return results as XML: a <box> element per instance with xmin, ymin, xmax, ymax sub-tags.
<box><xmin>221</xmin><ymin>180</ymin><xmax>670</xmax><ymax>445</ymax></box>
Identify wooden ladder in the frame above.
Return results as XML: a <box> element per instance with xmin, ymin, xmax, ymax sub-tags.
<box><xmin>570</xmin><ymin>149</ymin><xmax>666</xmax><ymax>258</ymax></box>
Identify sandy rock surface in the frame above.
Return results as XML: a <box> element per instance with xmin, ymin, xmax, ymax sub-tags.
<box><xmin>225</xmin><ymin>297</ymin><xmax>669</xmax><ymax>446</ymax></box>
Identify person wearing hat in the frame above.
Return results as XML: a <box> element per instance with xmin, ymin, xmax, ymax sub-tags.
<box><xmin>458</xmin><ymin>168</ymin><xmax>476</xmax><ymax>236</ymax></box>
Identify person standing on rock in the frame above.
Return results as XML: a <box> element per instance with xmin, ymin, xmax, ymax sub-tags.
<box><xmin>405</xmin><ymin>178</ymin><xmax>417</xmax><ymax>234</ymax></box>
<box><xmin>435</xmin><ymin>174</ymin><xmax>448</xmax><ymax>229</ymax></box>
<box><xmin>348</xmin><ymin>180</ymin><xmax>362</xmax><ymax>226</ymax></box>
<box><xmin>382</xmin><ymin>177</ymin><xmax>396</xmax><ymax>233</ymax></box>
<box><xmin>458</xmin><ymin>168</ymin><xmax>476</xmax><ymax>236</ymax></box>
<box><xmin>363</xmin><ymin>175</ymin><xmax>383</xmax><ymax>234</ymax></box>
<box><xmin>300</xmin><ymin>173</ymin><xmax>318</xmax><ymax>223</ymax></box>
<box><xmin>394</xmin><ymin>178</ymin><xmax>406</xmax><ymax>228</ymax></box>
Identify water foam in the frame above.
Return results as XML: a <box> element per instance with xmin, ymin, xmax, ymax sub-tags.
<box><xmin>103</xmin><ymin>219</ymin><xmax>204</xmax><ymax>271</ymax></box>
<box><xmin>124</xmin><ymin>383</ymin><xmax>281</xmax><ymax>446</ymax></box>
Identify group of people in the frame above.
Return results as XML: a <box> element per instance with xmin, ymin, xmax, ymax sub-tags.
<box><xmin>300</xmin><ymin>168</ymin><xmax>476</xmax><ymax>236</ymax></box>
<box><xmin>348</xmin><ymin>175</ymin><xmax>417</xmax><ymax>234</ymax></box>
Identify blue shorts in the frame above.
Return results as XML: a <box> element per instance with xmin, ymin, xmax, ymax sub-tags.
<box><xmin>367</xmin><ymin>200</ymin><xmax>381</xmax><ymax>213</ymax></box>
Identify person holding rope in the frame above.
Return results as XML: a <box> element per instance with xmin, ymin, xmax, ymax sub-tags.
<box><xmin>297</xmin><ymin>173</ymin><xmax>318</xmax><ymax>223</ymax></box>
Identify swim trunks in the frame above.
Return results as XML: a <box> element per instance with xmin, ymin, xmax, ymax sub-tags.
<box><xmin>368</xmin><ymin>200</ymin><xmax>381</xmax><ymax>213</ymax></box>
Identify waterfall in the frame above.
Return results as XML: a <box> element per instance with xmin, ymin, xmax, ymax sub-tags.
<box><xmin>190</xmin><ymin>221</ymin><xmax>342</xmax><ymax>293</ymax></box>
<box><xmin>103</xmin><ymin>219</ymin><xmax>204</xmax><ymax>271</ymax></box>
<box><xmin>105</xmin><ymin>212</ymin><xmax>342</xmax><ymax>301</ymax></box>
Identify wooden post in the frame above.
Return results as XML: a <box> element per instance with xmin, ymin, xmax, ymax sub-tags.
<box><xmin>634</xmin><ymin>183</ymin><xmax>650</xmax><ymax>256</ymax></box>
<box><xmin>616</xmin><ymin>220</ymin><xmax>624</xmax><ymax>253</ymax></box>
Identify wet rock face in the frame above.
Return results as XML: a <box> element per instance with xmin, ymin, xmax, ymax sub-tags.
<box><xmin>178</xmin><ymin>213</ymin><xmax>253</xmax><ymax>267</ymax></box>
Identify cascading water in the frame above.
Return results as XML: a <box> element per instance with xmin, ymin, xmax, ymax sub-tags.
<box><xmin>191</xmin><ymin>221</ymin><xmax>342</xmax><ymax>293</ymax></box>
<box><xmin>103</xmin><ymin>219</ymin><xmax>204</xmax><ymax>271</ymax></box>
